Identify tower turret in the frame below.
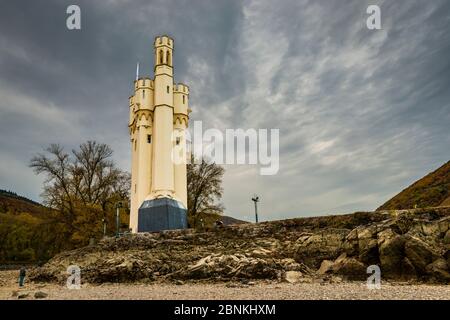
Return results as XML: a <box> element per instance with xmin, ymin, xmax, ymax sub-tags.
<box><xmin>152</xmin><ymin>36</ymin><xmax>175</xmax><ymax>199</ymax></box>
<box><xmin>154</xmin><ymin>35</ymin><xmax>173</xmax><ymax>76</ymax></box>
<box><xmin>134</xmin><ymin>77</ymin><xmax>154</xmax><ymax>111</ymax></box>
<box><xmin>173</xmin><ymin>83</ymin><xmax>190</xmax><ymax>208</ymax></box>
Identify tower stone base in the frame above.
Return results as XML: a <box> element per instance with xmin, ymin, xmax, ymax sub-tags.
<box><xmin>137</xmin><ymin>198</ymin><xmax>188</xmax><ymax>232</ymax></box>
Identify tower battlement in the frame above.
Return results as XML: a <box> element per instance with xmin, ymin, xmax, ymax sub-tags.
<box><xmin>134</xmin><ymin>77</ymin><xmax>154</xmax><ymax>90</ymax></box>
<box><xmin>154</xmin><ymin>35</ymin><xmax>174</xmax><ymax>49</ymax></box>
<box><xmin>174</xmin><ymin>83</ymin><xmax>189</xmax><ymax>94</ymax></box>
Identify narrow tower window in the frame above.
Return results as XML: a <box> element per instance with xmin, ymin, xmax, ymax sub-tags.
<box><xmin>159</xmin><ymin>50</ymin><xmax>163</xmax><ymax>64</ymax></box>
<box><xmin>142</xmin><ymin>90</ymin><xmax>145</xmax><ymax>98</ymax></box>
<box><xmin>167</xmin><ymin>86</ymin><xmax>170</xmax><ymax>93</ymax></box>
<box><xmin>147</xmin><ymin>134</ymin><xmax>152</xmax><ymax>143</ymax></box>
<box><xmin>182</xmin><ymin>95</ymin><xmax>185</xmax><ymax>104</ymax></box>
<box><xmin>167</xmin><ymin>51</ymin><xmax>171</xmax><ymax>66</ymax></box>
<box><xmin>134</xmin><ymin>140</ymin><xmax>137</xmax><ymax>151</ymax></box>
<box><xmin>176</xmin><ymin>137</ymin><xmax>181</xmax><ymax>145</ymax></box>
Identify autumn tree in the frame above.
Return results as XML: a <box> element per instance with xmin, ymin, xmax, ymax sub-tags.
<box><xmin>30</xmin><ymin>141</ymin><xmax>130</xmax><ymax>245</ymax></box>
<box><xmin>187</xmin><ymin>157</ymin><xmax>225</xmax><ymax>228</ymax></box>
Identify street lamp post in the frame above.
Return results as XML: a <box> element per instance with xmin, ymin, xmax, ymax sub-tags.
<box><xmin>102</xmin><ymin>218</ymin><xmax>107</xmax><ymax>237</ymax></box>
<box><xmin>115</xmin><ymin>202</ymin><xmax>123</xmax><ymax>238</ymax></box>
<box><xmin>251</xmin><ymin>195</ymin><xmax>259</xmax><ymax>223</ymax></box>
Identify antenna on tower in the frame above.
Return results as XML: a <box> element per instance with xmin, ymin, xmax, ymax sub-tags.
<box><xmin>135</xmin><ymin>62</ymin><xmax>140</xmax><ymax>81</ymax></box>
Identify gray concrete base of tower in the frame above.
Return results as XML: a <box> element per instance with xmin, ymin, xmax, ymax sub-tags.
<box><xmin>137</xmin><ymin>198</ymin><xmax>188</xmax><ymax>232</ymax></box>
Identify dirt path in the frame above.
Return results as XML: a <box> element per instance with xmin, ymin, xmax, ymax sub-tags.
<box><xmin>1</xmin><ymin>271</ymin><xmax>449</xmax><ymax>300</ymax></box>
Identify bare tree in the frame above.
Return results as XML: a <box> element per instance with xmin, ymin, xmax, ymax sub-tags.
<box><xmin>30</xmin><ymin>141</ymin><xmax>130</xmax><ymax>244</ymax></box>
<box><xmin>187</xmin><ymin>157</ymin><xmax>225</xmax><ymax>228</ymax></box>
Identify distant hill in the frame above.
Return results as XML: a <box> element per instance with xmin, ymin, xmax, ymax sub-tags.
<box><xmin>377</xmin><ymin>160</ymin><xmax>450</xmax><ymax>210</ymax></box>
<box><xmin>221</xmin><ymin>215</ymin><xmax>248</xmax><ymax>226</ymax></box>
<box><xmin>0</xmin><ymin>189</ymin><xmax>44</xmax><ymax>215</ymax></box>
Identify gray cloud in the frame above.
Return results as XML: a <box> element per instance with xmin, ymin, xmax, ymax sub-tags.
<box><xmin>0</xmin><ymin>0</ymin><xmax>449</xmax><ymax>221</ymax></box>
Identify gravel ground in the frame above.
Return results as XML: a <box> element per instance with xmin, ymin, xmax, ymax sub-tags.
<box><xmin>1</xmin><ymin>271</ymin><xmax>449</xmax><ymax>300</ymax></box>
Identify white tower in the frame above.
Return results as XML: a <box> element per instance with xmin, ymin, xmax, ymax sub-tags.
<box><xmin>128</xmin><ymin>35</ymin><xmax>190</xmax><ymax>233</ymax></box>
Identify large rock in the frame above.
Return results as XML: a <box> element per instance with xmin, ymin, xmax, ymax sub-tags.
<box><xmin>294</xmin><ymin>229</ymin><xmax>348</xmax><ymax>268</ymax></box>
<box><xmin>283</xmin><ymin>271</ymin><xmax>303</xmax><ymax>284</ymax></box>
<box><xmin>445</xmin><ymin>250</ymin><xmax>450</xmax><ymax>268</ymax></box>
<box><xmin>443</xmin><ymin>230</ymin><xmax>450</xmax><ymax>244</ymax></box>
<box><xmin>425</xmin><ymin>259</ymin><xmax>450</xmax><ymax>283</ymax></box>
<box><xmin>355</xmin><ymin>225</ymin><xmax>379</xmax><ymax>265</ymax></box>
<box><xmin>329</xmin><ymin>253</ymin><xmax>367</xmax><ymax>280</ymax></box>
<box><xmin>400</xmin><ymin>257</ymin><xmax>417</xmax><ymax>278</ymax></box>
<box><xmin>34</xmin><ymin>291</ymin><xmax>48</xmax><ymax>299</ymax></box>
<box><xmin>377</xmin><ymin>230</ymin><xmax>407</xmax><ymax>276</ymax></box>
<box><xmin>317</xmin><ymin>260</ymin><xmax>334</xmax><ymax>275</ymax></box>
<box><xmin>317</xmin><ymin>254</ymin><xmax>366</xmax><ymax>280</ymax></box>
<box><xmin>404</xmin><ymin>237</ymin><xmax>435</xmax><ymax>274</ymax></box>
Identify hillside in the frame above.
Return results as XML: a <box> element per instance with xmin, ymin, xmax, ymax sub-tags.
<box><xmin>0</xmin><ymin>189</ymin><xmax>44</xmax><ymax>215</ymax></box>
<box><xmin>0</xmin><ymin>190</ymin><xmax>67</xmax><ymax>264</ymax></box>
<box><xmin>31</xmin><ymin>207</ymin><xmax>450</xmax><ymax>284</ymax></box>
<box><xmin>378</xmin><ymin>161</ymin><xmax>450</xmax><ymax>210</ymax></box>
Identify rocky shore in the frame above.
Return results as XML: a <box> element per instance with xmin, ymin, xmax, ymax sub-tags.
<box><xmin>30</xmin><ymin>207</ymin><xmax>450</xmax><ymax>285</ymax></box>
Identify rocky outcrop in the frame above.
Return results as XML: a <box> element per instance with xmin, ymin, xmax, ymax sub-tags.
<box><xmin>318</xmin><ymin>253</ymin><xmax>366</xmax><ymax>280</ymax></box>
<box><xmin>173</xmin><ymin>254</ymin><xmax>293</xmax><ymax>280</ymax></box>
<box><xmin>30</xmin><ymin>207</ymin><xmax>450</xmax><ymax>284</ymax></box>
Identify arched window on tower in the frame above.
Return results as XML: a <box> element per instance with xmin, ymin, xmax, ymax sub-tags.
<box><xmin>166</xmin><ymin>51</ymin><xmax>171</xmax><ymax>66</ymax></box>
<box><xmin>159</xmin><ymin>50</ymin><xmax>163</xmax><ymax>64</ymax></box>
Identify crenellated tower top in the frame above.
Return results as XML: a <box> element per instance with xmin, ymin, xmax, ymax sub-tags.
<box><xmin>154</xmin><ymin>35</ymin><xmax>174</xmax><ymax>75</ymax></box>
<box><xmin>154</xmin><ymin>35</ymin><xmax>174</xmax><ymax>49</ymax></box>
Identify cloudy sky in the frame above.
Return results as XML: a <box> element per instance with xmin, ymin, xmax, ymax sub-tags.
<box><xmin>0</xmin><ymin>0</ymin><xmax>449</xmax><ymax>221</ymax></box>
